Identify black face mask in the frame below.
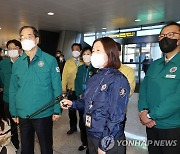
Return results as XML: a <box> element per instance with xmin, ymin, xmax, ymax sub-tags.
<box><xmin>159</xmin><ymin>37</ymin><xmax>178</xmax><ymax>53</ymax></box>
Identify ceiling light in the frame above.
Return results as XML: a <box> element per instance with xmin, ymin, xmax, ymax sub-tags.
<box><xmin>0</xmin><ymin>27</ymin><xmax>1</xmax><ymax>30</ymax></box>
<box><xmin>48</xmin><ymin>12</ymin><xmax>54</xmax><ymax>16</ymax></box>
<box><xmin>102</xmin><ymin>27</ymin><xmax>107</xmax><ymax>30</ymax></box>
<box><xmin>135</xmin><ymin>19</ymin><xmax>141</xmax><ymax>22</ymax></box>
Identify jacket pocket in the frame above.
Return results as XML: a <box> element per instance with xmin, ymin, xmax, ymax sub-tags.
<box><xmin>34</xmin><ymin>66</ymin><xmax>51</xmax><ymax>85</ymax></box>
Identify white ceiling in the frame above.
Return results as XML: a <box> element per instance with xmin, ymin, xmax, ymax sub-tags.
<box><xmin>0</xmin><ymin>0</ymin><xmax>179</xmax><ymax>47</ymax></box>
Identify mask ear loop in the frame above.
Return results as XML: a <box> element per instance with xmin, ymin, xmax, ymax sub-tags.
<box><xmin>177</xmin><ymin>38</ymin><xmax>180</xmax><ymax>46</ymax></box>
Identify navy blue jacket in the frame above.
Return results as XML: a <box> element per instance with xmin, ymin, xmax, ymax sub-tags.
<box><xmin>72</xmin><ymin>67</ymin><xmax>130</xmax><ymax>151</ymax></box>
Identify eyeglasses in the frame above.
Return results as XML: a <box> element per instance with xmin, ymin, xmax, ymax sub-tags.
<box><xmin>8</xmin><ymin>48</ymin><xmax>18</xmax><ymax>50</ymax></box>
<box><xmin>158</xmin><ymin>32</ymin><xmax>180</xmax><ymax>40</ymax></box>
<box><xmin>19</xmin><ymin>35</ymin><xmax>35</xmax><ymax>41</ymax></box>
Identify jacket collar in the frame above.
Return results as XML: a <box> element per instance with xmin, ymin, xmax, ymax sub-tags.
<box><xmin>169</xmin><ymin>52</ymin><xmax>180</xmax><ymax>65</ymax></box>
<box><xmin>159</xmin><ymin>52</ymin><xmax>180</xmax><ymax>65</ymax></box>
<box><xmin>22</xmin><ymin>47</ymin><xmax>42</xmax><ymax>60</ymax></box>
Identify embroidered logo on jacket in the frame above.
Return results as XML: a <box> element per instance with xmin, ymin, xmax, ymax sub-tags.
<box><xmin>169</xmin><ymin>67</ymin><xmax>177</xmax><ymax>73</ymax></box>
<box><xmin>89</xmin><ymin>71</ymin><xmax>93</xmax><ymax>76</ymax></box>
<box><xmin>38</xmin><ymin>61</ymin><xmax>44</xmax><ymax>67</ymax></box>
<box><xmin>56</xmin><ymin>67</ymin><xmax>60</xmax><ymax>72</ymax></box>
<box><xmin>101</xmin><ymin>84</ymin><xmax>107</xmax><ymax>91</ymax></box>
<box><xmin>120</xmin><ymin>88</ymin><xmax>127</xmax><ymax>97</ymax></box>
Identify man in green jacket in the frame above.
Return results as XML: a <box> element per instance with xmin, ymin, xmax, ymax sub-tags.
<box><xmin>138</xmin><ymin>22</ymin><xmax>180</xmax><ymax>154</ymax></box>
<box><xmin>0</xmin><ymin>39</ymin><xmax>22</xmax><ymax>150</ymax></box>
<box><xmin>9</xmin><ymin>26</ymin><xmax>62</xmax><ymax>154</ymax></box>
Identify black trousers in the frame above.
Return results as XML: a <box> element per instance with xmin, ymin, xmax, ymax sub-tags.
<box><xmin>0</xmin><ymin>147</ymin><xmax>7</xmax><ymax>154</ymax></box>
<box><xmin>68</xmin><ymin>91</ymin><xmax>77</xmax><ymax>130</ymax></box>
<box><xmin>0</xmin><ymin>92</ymin><xmax>4</xmax><ymax>116</ymax></box>
<box><xmin>79</xmin><ymin>110</ymin><xmax>88</xmax><ymax>146</ymax></box>
<box><xmin>87</xmin><ymin>133</ymin><xmax>126</xmax><ymax>154</ymax></box>
<box><xmin>146</xmin><ymin>127</ymin><xmax>180</xmax><ymax>154</ymax></box>
<box><xmin>19</xmin><ymin>116</ymin><xmax>53</xmax><ymax>154</ymax></box>
<box><xmin>3</xmin><ymin>102</ymin><xmax>19</xmax><ymax>149</ymax></box>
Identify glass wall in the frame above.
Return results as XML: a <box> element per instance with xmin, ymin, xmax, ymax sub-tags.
<box><xmin>84</xmin><ymin>33</ymin><xmax>96</xmax><ymax>46</ymax></box>
<box><xmin>124</xmin><ymin>44</ymin><xmax>140</xmax><ymax>63</ymax></box>
<box><xmin>140</xmin><ymin>43</ymin><xmax>162</xmax><ymax>81</ymax></box>
<box><xmin>123</xmin><ymin>44</ymin><xmax>140</xmax><ymax>83</ymax></box>
<box><xmin>123</xmin><ymin>43</ymin><xmax>162</xmax><ymax>84</ymax></box>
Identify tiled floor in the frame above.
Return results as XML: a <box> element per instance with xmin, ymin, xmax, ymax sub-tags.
<box><xmin>17</xmin><ymin>93</ymin><xmax>148</xmax><ymax>154</ymax></box>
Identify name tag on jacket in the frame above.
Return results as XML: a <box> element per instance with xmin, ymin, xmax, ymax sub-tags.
<box><xmin>165</xmin><ymin>74</ymin><xmax>176</xmax><ymax>78</ymax></box>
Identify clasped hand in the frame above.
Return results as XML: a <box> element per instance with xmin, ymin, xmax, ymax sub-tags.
<box><xmin>139</xmin><ymin>111</ymin><xmax>156</xmax><ymax>128</ymax></box>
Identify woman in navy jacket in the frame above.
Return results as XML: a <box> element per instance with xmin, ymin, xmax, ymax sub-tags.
<box><xmin>61</xmin><ymin>37</ymin><xmax>130</xmax><ymax>154</ymax></box>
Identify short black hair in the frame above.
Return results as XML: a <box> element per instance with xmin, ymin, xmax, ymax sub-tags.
<box><xmin>161</xmin><ymin>21</ymin><xmax>180</xmax><ymax>33</ymax></box>
<box><xmin>6</xmin><ymin>39</ymin><xmax>22</xmax><ymax>49</ymax></box>
<box><xmin>60</xmin><ymin>54</ymin><xmax>64</xmax><ymax>57</ymax></box>
<box><xmin>56</xmin><ymin>50</ymin><xmax>62</xmax><ymax>54</ymax></box>
<box><xmin>0</xmin><ymin>48</ymin><xmax>2</xmax><ymax>52</ymax></box>
<box><xmin>116</xmin><ymin>42</ymin><xmax>121</xmax><ymax>51</ymax></box>
<box><xmin>81</xmin><ymin>46</ymin><xmax>92</xmax><ymax>57</ymax></box>
<box><xmin>71</xmin><ymin>43</ymin><xmax>82</xmax><ymax>51</ymax></box>
<box><xmin>19</xmin><ymin>26</ymin><xmax>39</xmax><ymax>37</ymax></box>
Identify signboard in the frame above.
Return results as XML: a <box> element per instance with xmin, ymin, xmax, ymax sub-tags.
<box><xmin>108</xmin><ymin>31</ymin><xmax>136</xmax><ymax>38</ymax></box>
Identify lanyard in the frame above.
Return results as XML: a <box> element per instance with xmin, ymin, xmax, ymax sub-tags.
<box><xmin>83</xmin><ymin>66</ymin><xmax>90</xmax><ymax>84</ymax></box>
<box><xmin>88</xmin><ymin>70</ymin><xmax>109</xmax><ymax>110</ymax></box>
<box><xmin>74</xmin><ymin>58</ymin><xmax>81</xmax><ymax>68</ymax></box>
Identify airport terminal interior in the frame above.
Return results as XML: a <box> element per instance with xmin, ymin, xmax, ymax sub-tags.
<box><xmin>0</xmin><ymin>0</ymin><xmax>180</xmax><ymax>154</ymax></box>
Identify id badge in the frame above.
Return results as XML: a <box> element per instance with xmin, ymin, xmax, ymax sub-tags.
<box><xmin>85</xmin><ymin>113</ymin><xmax>92</xmax><ymax>128</ymax></box>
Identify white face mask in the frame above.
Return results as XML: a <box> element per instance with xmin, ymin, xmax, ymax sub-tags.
<box><xmin>56</xmin><ymin>54</ymin><xmax>60</xmax><ymax>57</ymax></box>
<box><xmin>72</xmin><ymin>50</ymin><xmax>80</xmax><ymax>58</ymax></box>
<box><xmin>91</xmin><ymin>53</ymin><xmax>107</xmax><ymax>68</ymax></box>
<box><xmin>8</xmin><ymin>50</ymin><xmax>19</xmax><ymax>58</ymax></box>
<box><xmin>0</xmin><ymin>52</ymin><xmax>4</xmax><ymax>57</ymax></box>
<box><xmin>59</xmin><ymin>57</ymin><xmax>64</xmax><ymax>61</ymax></box>
<box><xmin>21</xmin><ymin>39</ymin><xmax>36</xmax><ymax>51</ymax></box>
<box><xmin>83</xmin><ymin>55</ymin><xmax>91</xmax><ymax>63</ymax></box>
